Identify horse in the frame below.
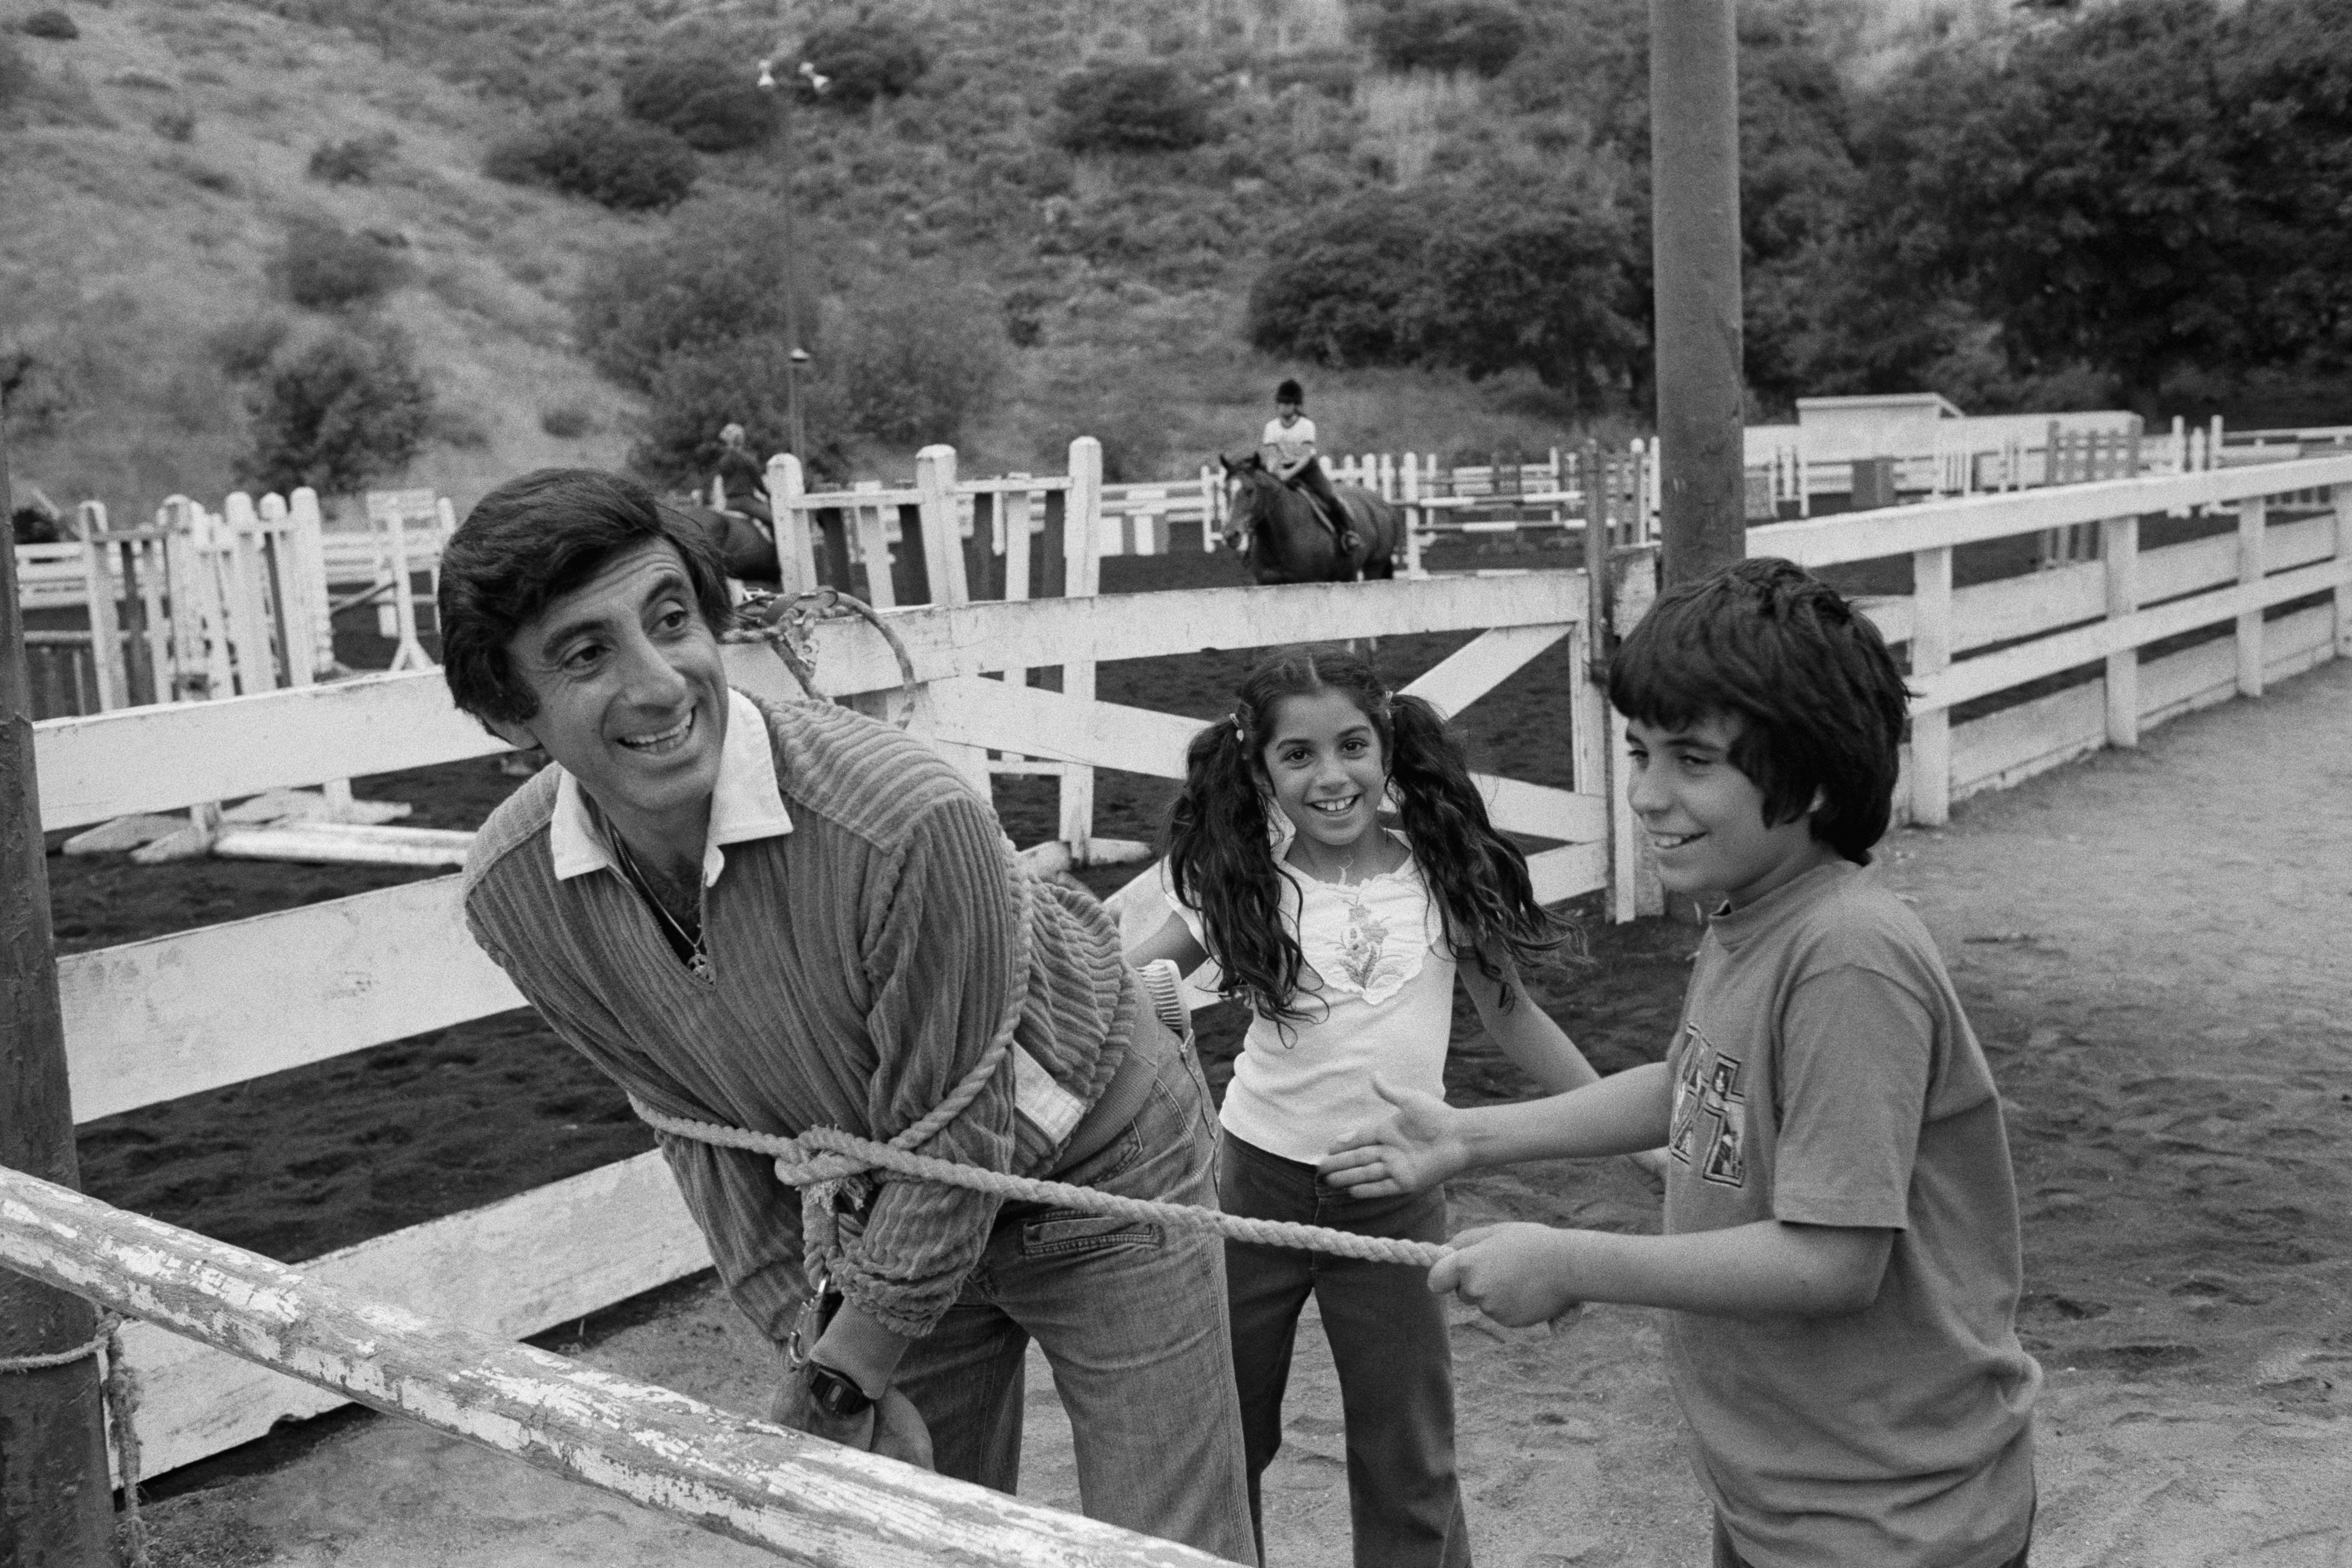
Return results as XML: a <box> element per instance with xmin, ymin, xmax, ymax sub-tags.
<box><xmin>1219</xmin><ymin>453</ymin><xmax>1401</xmax><ymax>585</ymax></box>
<box><xmin>659</xmin><ymin>497</ymin><xmax>780</xmax><ymax>586</ymax></box>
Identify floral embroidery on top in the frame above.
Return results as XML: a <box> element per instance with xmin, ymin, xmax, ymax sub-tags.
<box><xmin>1334</xmin><ymin>880</ymin><xmax>1408</xmax><ymax>994</ymax></box>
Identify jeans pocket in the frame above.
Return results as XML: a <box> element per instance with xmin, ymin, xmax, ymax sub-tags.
<box><xmin>1019</xmin><ymin>1211</ymin><xmax>1165</xmax><ymax>1256</ymax></box>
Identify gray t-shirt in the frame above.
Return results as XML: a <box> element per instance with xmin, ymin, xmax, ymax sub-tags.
<box><xmin>1662</xmin><ymin>860</ymin><xmax>2040</xmax><ymax>1568</ymax></box>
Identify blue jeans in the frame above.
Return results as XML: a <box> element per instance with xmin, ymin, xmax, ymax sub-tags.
<box><xmin>1221</xmin><ymin>1133</ymin><xmax>1471</xmax><ymax>1568</ymax></box>
<box><xmin>893</xmin><ymin>1027</ymin><xmax>1256</xmax><ymax>1567</ymax></box>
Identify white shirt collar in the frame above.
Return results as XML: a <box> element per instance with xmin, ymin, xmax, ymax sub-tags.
<box><xmin>549</xmin><ymin>688</ymin><xmax>793</xmax><ymax>886</ymax></box>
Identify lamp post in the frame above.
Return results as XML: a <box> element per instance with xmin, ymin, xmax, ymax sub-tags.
<box><xmin>758</xmin><ymin>58</ymin><xmax>827</xmax><ymax>464</ymax></box>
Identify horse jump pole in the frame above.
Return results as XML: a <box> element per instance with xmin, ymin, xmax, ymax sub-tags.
<box><xmin>0</xmin><ymin>416</ymin><xmax>118</xmax><ymax>1563</ymax></box>
<box><xmin>1649</xmin><ymin>0</ymin><xmax>1747</xmax><ymax>586</ymax></box>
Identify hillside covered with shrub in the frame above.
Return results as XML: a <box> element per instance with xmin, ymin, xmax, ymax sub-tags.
<box><xmin>6</xmin><ymin>0</ymin><xmax>2350</xmax><ymax>526</ymax></box>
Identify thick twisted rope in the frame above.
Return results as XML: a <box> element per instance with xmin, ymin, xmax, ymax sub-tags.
<box><xmin>2</xmin><ymin>1310</ymin><xmax>149</xmax><ymax>1567</ymax></box>
<box><xmin>630</xmin><ymin>1102</ymin><xmax>1448</xmax><ymax>1267</ymax></box>
<box><xmin>724</xmin><ymin>586</ymin><xmax>919</xmax><ymax>726</ymax></box>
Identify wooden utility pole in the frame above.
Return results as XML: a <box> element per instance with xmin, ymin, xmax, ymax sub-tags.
<box><xmin>1650</xmin><ymin>0</ymin><xmax>1748</xmax><ymax>586</ymax></box>
<box><xmin>0</xmin><ymin>414</ymin><xmax>116</xmax><ymax>1564</ymax></box>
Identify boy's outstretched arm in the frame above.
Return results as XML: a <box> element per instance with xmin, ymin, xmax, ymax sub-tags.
<box><xmin>1431</xmin><ymin>1219</ymin><xmax>1895</xmax><ymax>1326</ymax></box>
<box><xmin>1318</xmin><ymin>1059</ymin><xmax>1674</xmax><ymax>1197</ymax></box>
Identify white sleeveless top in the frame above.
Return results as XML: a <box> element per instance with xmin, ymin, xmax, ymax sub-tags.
<box><xmin>1166</xmin><ymin>841</ymin><xmax>1456</xmax><ymax>1164</ymax></box>
<box><xmin>1262</xmin><ymin>415</ymin><xmax>1318</xmax><ymax>470</ymax></box>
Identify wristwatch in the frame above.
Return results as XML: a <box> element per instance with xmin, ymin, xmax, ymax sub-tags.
<box><xmin>804</xmin><ymin>1361</ymin><xmax>876</xmax><ymax>1420</ymax></box>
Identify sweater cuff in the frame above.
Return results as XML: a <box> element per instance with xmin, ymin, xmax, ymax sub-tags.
<box><xmin>727</xmin><ymin>1257</ymin><xmax>809</xmax><ymax>1349</ymax></box>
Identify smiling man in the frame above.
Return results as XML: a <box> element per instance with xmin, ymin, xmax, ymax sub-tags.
<box><xmin>438</xmin><ymin>468</ymin><xmax>1254</xmax><ymax>1562</ymax></box>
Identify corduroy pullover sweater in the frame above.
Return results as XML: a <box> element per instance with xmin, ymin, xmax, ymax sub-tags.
<box><xmin>462</xmin><ymin>693</ymin><xmax>1140</xmax><ymax>1343</ymax></box>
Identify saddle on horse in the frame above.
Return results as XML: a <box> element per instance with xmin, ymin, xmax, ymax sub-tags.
<box><xmin>1287</xmin><ymin>462</ymin><xmax>1361</xmax><ymax>558</ymax></box>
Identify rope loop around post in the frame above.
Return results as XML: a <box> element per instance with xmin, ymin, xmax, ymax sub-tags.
<box><xmin>0</xmin><ymin>1310</ymin><xmax>150</xmax><ymax>1567</ymax></box>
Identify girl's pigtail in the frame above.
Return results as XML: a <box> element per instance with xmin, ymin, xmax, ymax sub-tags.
<box><xmin>1384</xmin><ymin>693</ymin><xmax>1568</xmax><ymax>1007</ymax></box>
<box><xmin>1166</xmin><ymin>712</ymin><xmax>1310</xmax><ymax>1025</ymax></box>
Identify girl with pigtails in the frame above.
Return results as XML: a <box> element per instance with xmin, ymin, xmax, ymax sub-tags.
<box><xmin>1128</xmin><ymin>643</ymin><xmax>1602</xmax><ymax>1568</ymax></box>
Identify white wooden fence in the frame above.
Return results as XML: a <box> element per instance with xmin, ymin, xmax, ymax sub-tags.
<box><xmin>27</xmin><ymin>454</ymin><xmax>1626</xmax><ymax>1480</ymax></box>
<box><xmin>0</xmin><ymin>1167</ymin><xmax>1235</xmax><ymax>1568</ymax></box>
<box><xmin>1771</xmin><ymin>455</ymin><xmax>2352</xmax><ymax>824</ymax></box>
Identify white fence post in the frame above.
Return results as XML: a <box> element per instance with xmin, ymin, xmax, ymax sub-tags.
<box><xmin>74</xmin><ymin>501</ymin><xmax>128</xmax><ymax>712</ymax></box>
<box><xmin>766</xmin><ymin>453</ymin><xmax>816</xmax><ymax>596</ymax></box>
<box><xmin>1910</xmin><ymin>545</ymin><xmax>1954</xmax><ymax>826</ymax></box>
<box><xmin>2335</xmin><ymin>483</ymin><xmax>2352</xmax><ymax>658</ymax></box>
<box><xmin>2237</xmin><ymin>493</ymin><xmax>2266</xmax><ymax>698</ymax></box>
<box><xmin>2101</xmin><ymin>514</ymin><xmax>2139</xmax><ymax>747</ymax></box>
<box><xmin>1059</xmin><ymin>437</ymin><xmax>1104</xmax><ymax>852</ymax></box>
<box><xmin>917</xmin><ymin>444</ymin><xmax>969</xmax><ymax>608</ymax></box>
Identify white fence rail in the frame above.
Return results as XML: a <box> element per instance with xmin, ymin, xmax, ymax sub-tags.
<box><xmin>0</xmin><ymin>1168</ymin><xmax>1231</xmax><ymax>1568</ymax></box>
<box><xmin>1759</xmin><ymin>455</ymin><xmax>2352</xmax><ymax>824</ymax></box>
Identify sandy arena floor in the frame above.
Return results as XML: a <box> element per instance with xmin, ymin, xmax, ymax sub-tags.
<box><xmin>121</xmin><ymin>655</ymin><xmax>2352</xmax><ymax>1568</ymax></box>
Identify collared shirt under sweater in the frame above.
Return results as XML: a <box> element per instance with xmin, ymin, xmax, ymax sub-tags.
<box><xmin>461</xmin><ymin>690</ymin><xmax>1140</xmax><ymax>1343</ymax></box>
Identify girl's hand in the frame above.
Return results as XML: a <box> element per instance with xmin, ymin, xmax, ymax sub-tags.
<box><xmin>1427</xmin><ymin>1223</ymin><xmax>1585</xmax><ymax>1328</ymax></box>
<box><xmin>1317</xmin><ymin>1075</ymin><xmax>1467</xmax><ymax>1196</ymax></box>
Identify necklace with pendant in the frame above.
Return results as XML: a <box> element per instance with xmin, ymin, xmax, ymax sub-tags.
<box><xmin>612</xmin><ymin>833</ymin><xmax>713</xmax><ymax>982</ymax></box>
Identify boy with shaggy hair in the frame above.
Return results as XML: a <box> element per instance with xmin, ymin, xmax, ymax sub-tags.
<box><xmin>1321</xmin><ymin>558</ymin><xmax>2041</xmax><ymax>1567</ymax></box>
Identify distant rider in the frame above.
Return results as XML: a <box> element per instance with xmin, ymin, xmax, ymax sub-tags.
<box><xmin>712</xmin><ymin>423</ymin><xmax>774</xmax><ymax>530</ymax></box>
<box><xmin>1260</xmin><ymin>380</ymin><xmax>1359</xmax><ymax>557</ymax></box>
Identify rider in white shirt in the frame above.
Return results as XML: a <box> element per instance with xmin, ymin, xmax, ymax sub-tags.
<box><xmin>1259</xmin><ymin>379</ymin><xmax>1357</xmax><ymax>555</ymax></box>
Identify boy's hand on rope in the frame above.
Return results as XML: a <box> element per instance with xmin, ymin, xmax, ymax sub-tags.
<box><xmin>1317</xmin><ymin>1075</ymin><xmax>1467</xmax><ymax>1197</ymax></box>
<box><xmin>771</xmin><ymin>1376</ymin><xmax>936</xmax><ymax>1470</ymax></box>
<box><xmin>1428</xmin><ymin>1223</ymin><xmax>1587</xmax><ymax>1329</ymax></box>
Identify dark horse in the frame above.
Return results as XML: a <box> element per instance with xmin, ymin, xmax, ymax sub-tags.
<box><xmin>659</xmin><ymin>498</ymin><xmax>780</xmax><ymax>586</ymax></box>
<box><xmin>1220</xmin><ymin>453</ymin><xmax>1401</xmax><ymax>585</ymax></box>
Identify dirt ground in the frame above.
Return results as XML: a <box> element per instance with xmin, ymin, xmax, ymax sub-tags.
<box><xmin>55</xmin><ymin>566</ymin><xmax>2352</xmax><ymax>1567</ymax></box>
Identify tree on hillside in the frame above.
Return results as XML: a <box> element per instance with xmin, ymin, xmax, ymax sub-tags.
<box><xmin>621</xmin><ymin>44</ymin><xmax>776</xmax><ymax>151</ymax></box>
<box><xmin>241</xmin><ymin>328</ymin><xmax>433</xmax><ymax>497</ymax></box>
<box><xmin>1053</xmin><ymin>62</ymin><xmax>1215</xmax><ymax>154</ymax></box>
<box><xmin>571</xmin><ymin>201</ymin><xmax>828</xmax><ymax>391</ymax></box>
<box><xmin>1851</xmin><ymin>0</ymin><xmax>2250</xmax><ymax>416</ymax></box>
<box><xmin>1413</xmin><ymin>171</ymin><xmax>1647</xmax><ymax>408</ymax></box>
<box><xmin>800</xmin><ymin>17</ymin><xmax>929</xmax><ymax>108</ymax></box>
<box><xmin>1360</xmin><ymin>0</ymin><xmax>1533</xmax><ymax>78</ymax></box>
<box><xmin>1245</xmin><ymin>191</ymin><xmax>1432</xmax><ymax>366</ymax></box>
<box><xmin>2220</xmin><ymin>0</ymin><xmax>2352</xmax><ymax>374</ymax></box>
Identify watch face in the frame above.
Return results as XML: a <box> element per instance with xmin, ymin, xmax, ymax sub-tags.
<box><xmin>807</xmin><ymin>1364</ymin><xmax>874</xmax><ymax>1418</ymax></box>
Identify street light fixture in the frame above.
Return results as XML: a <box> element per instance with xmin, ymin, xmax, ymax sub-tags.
<box><xmin>757</xmin><ymin>57</ymin><xmax>827</xmax><ymax>464</ymax></box>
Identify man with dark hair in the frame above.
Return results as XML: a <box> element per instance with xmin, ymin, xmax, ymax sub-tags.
<box><xmin>440</xmin><ymin>467</ymin><xmax>1255</xmax><ymax>1563</ymax></box>
<box><xmin>1326</xmin><ymin>558</ymin><xmax>2040</xmax><ymax>1568</ymax></box>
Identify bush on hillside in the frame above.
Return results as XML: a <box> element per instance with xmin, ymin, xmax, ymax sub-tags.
<box><xmin>800</xmin><ymin>18</ymin><xmax>928</xmax><ymax>109</ymax></box>
<box><xmin>1245</xmin><ymin>190</ymin><xmax>1433</xmax><ymax>366</ymax></box>
<box><xmin>274</xmin><ymin>219</ymin><xmax>411</xmax><ymax>311</ymax></box>
<box><xmin>826</xmin><ymin>273</ymin><xmax>1009</xmax><ymax>445</ymax></box>
<box><xmin>485</xmin><ymin>110</ymin><xmax>697</xmax><ymax>212</ymax></box>
<box><xmin>308</xmin><ymin>132</ymin><xmax>396</xmax><ymax>184</ymax></box>
<box><xmin>1361</xmin><ymin>0</ymin><xmax>1532</xmax><ymax>77</ymax></box>
<box><xmin>208</xmin><ymin>314</ymin><xmax>292</xmax><ymax>379</ymax></box>
<box><xmin>240</xmin><ymin>328</ymin><xmax>434</xmax><ymax>497</ymax></box>
<box><xmin>150</xmin><ymin>106</ymin><xmax>194</xmax><ymax>140</ymax></box>
<box><xmin>1053</xmin><ymin>62</ymin><xmax>1214</xmax><ymax>154</ymax></box>
<box><xmin>19</xmin><ymin>9</ymin><xmax>77</xmax><ymax>41</ymax></box>
<box><xmin>620</xmin><ymin>45</ymin><xmax>774</xmax><ymax>151</ymax></box>
<box><xmin>0</xmin><ymin>39</ymin><xmax>30</xmax><ymax>109</ymax></box>
<box><xmin>570</xmin><ymin>202</ymin><xmax>823</xmax><ymax>391</ymax></box>
<box><xmin>539</xmin><ymin>403</ymin><xmax>593</xmax><ymax>439</ymax></box>
<box><xmin>630</xmin><ymin>335</ymin><xmax>850</xmax><ymax>489</ymax></box>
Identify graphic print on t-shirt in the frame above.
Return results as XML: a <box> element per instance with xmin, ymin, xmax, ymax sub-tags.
<box><xmin>1668</xmin><ymin>1023</ymin><xmax>1748</xmax><ymax>1189</ymax></box>
<box><xmin>1334</xmin><ymin>882</ymin><xmax>1408</xmax><ymax>994</ymax></box>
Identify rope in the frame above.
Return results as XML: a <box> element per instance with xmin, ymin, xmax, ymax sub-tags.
<box><xmin>2</xmin><ymin>1311</ymin><xmax>149</xmax><ymax>1567</ymax></box>
<box><xmin>631</xmin><ymin>1103</ymin><xmax>1448</xmax><ymax>1268</ymax></box>
<box><xmin>724</xmin><ymin>586</ymin><xmax>920</xmax><ymax>728</ymax></box>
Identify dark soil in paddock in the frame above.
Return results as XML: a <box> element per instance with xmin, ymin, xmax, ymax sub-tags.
<box><xmin>59</xmin><ymin>539</ymin><xmax>1658</xmax><ymax>1266</ymax></box>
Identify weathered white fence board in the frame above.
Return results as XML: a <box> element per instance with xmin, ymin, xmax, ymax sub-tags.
<box><xmin>62</xmin><ymin>877</ymin><xmax>516</xmax><ymax>1123</ymax></box>
<box><xmin>1397</xmin><ymin>624</ymin><xmax>1571</xmax><ymax>717</ymax></box>
<box><xmin>1945</xmin><ymin>602</ymin><xmax>2337</xmax><ymax>804</ymax></box>
<box><xmin>117</xmin><ymin>1152</ymin><xmax>707</xmax><ymax>1478</ymax></box>
<box><xmin>1847</xmin><ymin>513</ymin><xmax>2338</xmax><ymax>652</ymax></box>
<box><xmin>792</xmin><ymin>576</ymin><xmax>1584</xmax><ymax>698</ymax></box>
<box><xmin>1522</xmin><ymin>842</ymin><xmax>1609</xmax><ymax>905</ymax></box>
<box><xmin>1751</xmin><ymin>454</ymin><xmax>2352</xmax><ymax>567</ymax></box>
<box><xmin>0</xmin><ymin>1170</ymin><xmax>1231</xmax><ymax>1568</ymax></box>
<box><xmin>35</xmin><ymin>670</ymin><xmax>504</xmax><ymax>831</ymax></box>
<box><xmin>1916</xmin><ymin>555</ymin><xmax>2347</xmax><ymax>714</ymax></box>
